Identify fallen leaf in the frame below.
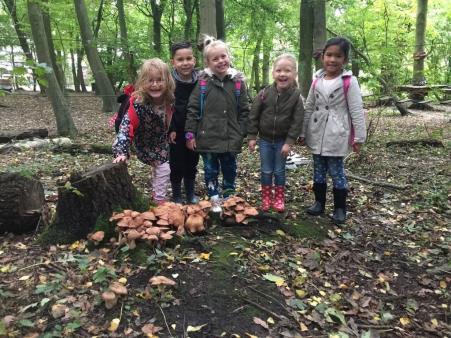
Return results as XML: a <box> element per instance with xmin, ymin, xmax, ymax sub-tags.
<box><xmin>141</xmin><ymin>323</ymin><xmax>162</xmax><ymax>335</ymax></box>
<box><xmin>245</xmin><ymin>334</ymin><xmax>258</xmax><ymax>338</ymax></box>
<box><xmin>199</xmin><ymin>252</ymin><xmax>211</xmax><ymax>260</ymax></box>
<box><xmin>186</xmin><ymin>323</ymin><xmax>207</xmax><ymax>332</ymax></box>
<box><xmin>19</xmin><ymin>275</ymin><xmax>31</xmax><ymax>281</ymax></box>
<box><xmin>399</xmin><ymin>317</ymin><xmax>410</xmax><ymax>326</ymax></box>
<box><xmin>263</xmin><ymin>273</ymin><xmax>285</xmax><ymax>286</ymax></box>
<box><xmin>51</xmin><ymin>304</ymin><xmax>67</xmax><ymax>319</ymax></box>
<box><xmin>300</xmin><ymin>322</ymin><xmax>308</xmax><ymax>331</ymax></box>
<box><xmin>108</xmin><ymin>318</ymin><xmax>120</xmax><ymax>332</ymax></box>
<box><xmin>267</xmin><ymin>317</ymin><xmax>274</xmax><ymax>325</ymax></box>
<box><xmin>253</xmin><ymin>317</ymin><xmax>268</xmax><ymax>329</ymax></box>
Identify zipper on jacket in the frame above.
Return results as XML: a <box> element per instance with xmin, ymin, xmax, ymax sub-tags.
<box><xmin>273</xmin><ymin>93</ymin><xmax>279</xmax><ymax>143</ymax></box>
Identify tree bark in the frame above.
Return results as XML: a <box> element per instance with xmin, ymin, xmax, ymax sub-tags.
<box><xmin>74</xmin><ymin>0</ymin><xmax>116</xmax><ymax>112</ymax></box>
<box><xmin>412</xmin><ymin>0</ymin><xmax>428</xmax><ymax>97</ymax></box>
<box><xmin>27</xmin><ymin>0</ymin><xmax>77</xmax><ymax>137</ymax></box>
<box><xmin>0</xmin><ymin>173</ymin><xmax>45</xmax><ymax>234</ymax></box>
<box><xmin>51</xmin><ymin>163</ymin><xmax>138</xmax><ymax>242</ymax></box>
<box><xmin>200</xmin><ymin>0</ymin><xmax>217</xmax><ymax>37</ymax></box>
<box><xmin>299</xmin><ymin>0</ymin><xmax>314</xmax><ymax>98</ymax></box>
<box><xmin>262</xmin><ymin>39</ymin><xmax>270</xmax><ymax>87</ymax></box>
<box><xmin>250</xmin><ymin>36</ymin><xmax>262</xmax><ymax>93</ymax></box>
<box><xmin>215</xmin><ymin>0</ymin><xmax>225</xmax><ymax>40</ymax></box>
<box><xmin>42</xmin><ymin>0</ymin><xmax>65</xmax><ymax>90</ymax></box>
<box><xmin>117</xmin><ymin>0</ymin><xmax>136</xmax><ymax>83</ymax></box>
<box><xmin>70</xmin><ymin>48</ymin><xmax>80</xmax><ymax>92</ymax></box>
<box><xmin>312</xmin><ymin>0</ymin><xmax>326</xmax><ymax>70</ymax></box>
<box><xmin>0</xmin><ymin>128</ymin><xmax>49</xmax><ymax>143</ymax></box>
<box><xmin>76</xmin><ymin>46</ymin><xmax>87</xmax><ymax>92</ymax></box>
<box><xmin>183</xmin><ymin>0</ymin><xmax>196</xmax><ymax>41</ymax></box>
<box><xmin>150</xmin><ymin>0</ymin><xmax>165</xmax><ymax>56</ymax></box>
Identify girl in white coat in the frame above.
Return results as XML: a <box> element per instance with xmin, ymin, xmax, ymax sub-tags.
<box><xmin>300</xmin><ymin>37</ymin><xmax>366</xmax><ymax>224</ymax></box>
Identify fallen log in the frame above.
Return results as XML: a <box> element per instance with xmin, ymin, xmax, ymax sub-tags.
<box><xmin>346</xmin><ymin>171</ymin><xmax>409</xmax><ymax>190</ymax></box>
<box><xmin>0</xmin><ymin>129</ymin><xmax>49</xmax><ymax>143</ymax></box>
<box><xmin>0</xmin><ymin>172</ymin><xmax>45</xmax><ymax>234</ymax></box>
<box><xmin>52</xmin><ymin>143</ymin><xmax>113</xmax><ymax>155</ymax></box>
<box><xmin>47</xmin><ymin>163</ymin><xmax>137</xmax><ymax>243</ymax></box>
<box><xmin>386</xmin><ymin>139</ymin><xmax>443</xmax><ymax>148</ymax></box>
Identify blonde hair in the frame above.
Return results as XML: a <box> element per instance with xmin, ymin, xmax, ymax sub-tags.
<box><xmin>202</xmin><ymin>39</ymin><xmax>231</xmax><ymax>63</ymax></box>
<box><xmin>133</xmin><ymin>58</ymin><xmax>175</xmax><ymax>106</ymax></box>
<box><xmin>273</xmin><ymin>53</ymin><xmax>298</xmax><ymax>73</ymax></box>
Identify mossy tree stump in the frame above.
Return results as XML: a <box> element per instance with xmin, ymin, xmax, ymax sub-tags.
<box><xmin>0</xmin><ymin>172</ymin><xmax>45</xmax><ymax>234</ymax></box>
<box><xmin>50</xmin><ymin>163</ymin><xmax>137</xmax><ymax>242</ymax></box>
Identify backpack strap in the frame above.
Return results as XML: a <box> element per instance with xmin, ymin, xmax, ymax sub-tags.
<box><xmin>128</xmin><ymin>96</ymin><xmax>140</xmax><ymax>141</ymax></box>
<box><xmin>199</xmin><ymin>79</ymin><xmax>208</xmax><ymax>119</ymax></box>
<box><xmin>234</xmin><ymin>80</ymin><xmax>241</xmax><ymax>111</ymax></box>
<box><xmin>342</xmin><ymin>75</ymin><xmax>354</xmax><ymax>145</ymax></box>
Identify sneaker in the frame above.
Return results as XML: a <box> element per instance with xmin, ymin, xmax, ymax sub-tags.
<box><xmin>210</xmin><ymin>195</ymin><xmax>222</xmax><ymax>213</ymax></box>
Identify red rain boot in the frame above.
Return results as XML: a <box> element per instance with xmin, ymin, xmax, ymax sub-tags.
<box><xmin>273</xmin><ymin>185</ymin><xmax>285</xmax><ymax>212</ymax></box>
<box><xmin>261</xmin><ymin>185</ymin><xmax>272</xmax><ymax>212</ymax></box>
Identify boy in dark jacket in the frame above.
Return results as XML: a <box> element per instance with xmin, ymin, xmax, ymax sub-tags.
<box><xmin>168</xmin><ymin>42</ymin><xmax>200</xmax><ymax>204</ymax></box>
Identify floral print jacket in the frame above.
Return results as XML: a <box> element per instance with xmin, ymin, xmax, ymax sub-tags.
<box><xmin>112</xmin><ymin>101</ymin><xmax>170</xmax><ymax>165</ymax></box>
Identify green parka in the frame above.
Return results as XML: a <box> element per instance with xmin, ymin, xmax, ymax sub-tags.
<box><xmin>185</xmin><ymin>68</ymin><xmax>250</xmax><ymax>153</ymax></box>
<box><xmin>247</xmin><ymin>84</ymin><xmax>304</xmax><ymax>144</ymax></box>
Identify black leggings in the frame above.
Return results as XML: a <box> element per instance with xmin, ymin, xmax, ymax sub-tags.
<box><xmin>169</xmin><ymin>132</ymin><xmax>199</xmax><ymax>184</ymax></box>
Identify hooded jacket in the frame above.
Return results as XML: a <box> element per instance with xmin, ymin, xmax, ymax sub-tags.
<box><xmin>247</xmin><ymin>83</ymin><xmax>304</xmax><ymax>144</ymax></box>
<box><xmin>301</xmin><ymin>69</ymin><xmax>366</xmax><ymax>156</ymax></box>
<box><xmin>185</xmin><ymin>68</ymin><xmax>250</xmax><ymax>153</ymax></box>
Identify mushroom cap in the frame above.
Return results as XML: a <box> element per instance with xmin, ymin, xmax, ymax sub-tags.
<box><xmin>145</xmin><ymin>227</ymin><xmax>161</xmax><ymax>236</ymax></box>
<box><xmin>141</xmin><ymin>211</ymin><xmax>157</xmax><ymax>221</ymax></box>
<box><xmin>117</xmin><ymin>216</ymin><xmax>133</xmax><ymax>228</ymax></box>
<box><xmin>109</xmin><ymin>212</ymin><xmax>125</xmax><ymax>221</ymax></box>
<box><xmin>109</xmin><ymin>282</ymin><xmax>128</xmax><ymax>295</ymax></box>
<box><xmin>244</xmin><ymin>206</ymin><xmax>259</xmax><ymax>216</ymax></box>
<box><xmin>159</xmin><ymin>231</ymin><xmax>174</xmax><ymax>241</ymax></box>
<box><xmin>235</xmin><ymin>204</ymin><xmax>245</xmax><ymax>211</ymax></box>
<box><xmin>126</xmin><ymin>229</ymin><xmax>140</xmax><ymax>240</ymax></box>
<box><xmin>102</xmin><ymin>291</ymin><xmax>117</xmax><ymax>309</ymax></box>
<box><xmin>149</xmin><ymin>275</ymin><xmax>176</xmax><ymax>286</ymax></box>
<box><xmin>131</xmin><ymin>211</ymin><xmax>140</xmax><ymax>218</ymax></box>
<box><xmin>90</xmin><ymin>231</ymin><xmax>105</xmax><ymax>242</ymax></box>
<box><xmin>157</xmin><ymin>218</ymin><xmax>170</xmax><ymax>226</ymax></box>
<box><xmin>169</xmin><ymin>208</ymin><xmax>185</xmax><ymax>227</ymax></box>
<box><xmin>235</xmin><ymin>213</ymin><xmax>247</xmax><ymax>223</ymax></box>
<box><xmin>185</xmin><ymin>214</ymin><xmax>205</xmax><ymax>233</ymax></box>
<box><xmin>123</xmin><ymin>209</ymin><xmax>133</xmax><ymax>216</ymax></box>
<box><xmin>186</xmin><ymin>205</ymin><xmax>201</xmax><ymax>215</ymax></box>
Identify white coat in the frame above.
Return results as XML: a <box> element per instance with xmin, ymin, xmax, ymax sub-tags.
<box><xmin>301</xmin><ymin>69</ymin><xmax>366</xmax><ymax>157</ymax></box>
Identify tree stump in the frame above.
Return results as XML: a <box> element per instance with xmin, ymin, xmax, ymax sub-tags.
<box><xmin>50</xmin><ymin>163</ymin><xmax>137</xmax><ymax>242</ymax></box>
<box><xmin>0</xmin><ymin>173</ymin><xmax>45</xmax><ymax>234</ymax></box>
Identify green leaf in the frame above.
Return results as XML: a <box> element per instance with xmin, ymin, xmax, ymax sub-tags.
<box><xmin>40</xmin><ymin>297</ymin><xmax>51</xmax><ymax>307</ymax></box>
<box><xmin>65</xmin><ymin>321</ymin><xmax>81</xmax><ymax>331</ymax></box>
<box><xmin>324</xmin><ymin>307</ymin><xmax>346</xmax><ymax>325</ymax></box>
<box><xmin>12</xmin><ymin>66</ymin><xmax>27</xmax><ymax>76</ymax></box>
<box><xmin>0</xmin><ymin>321</ymin><xmax>6</xmax><ymax>335</ymax></box>
<box><xmin>287</xmin><ymin>298</ymin><xmax>306</xmax><ymax>310</ymax></box>
<box><xmin>381</xmin><ymin>311</ymin><xmax>394</xmax><ymax>322</ymax></box>
<box><xmin>19</xmin><ymin>319</ymin><xmax>35</xmax><ymax>328</ymax></box>
<box><xmin>262</xmin><ymin>273</ymin><xmax>285</xmax><ymax>286</ymax></box>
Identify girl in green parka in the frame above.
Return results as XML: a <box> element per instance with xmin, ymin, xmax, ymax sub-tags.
<box><xmin>247</xmin><ymin>54</ymin><xmax>304</xmax><ymax>212</ymax></box>
<box><xmin>185</xmin><ymin>37</ymin><xmax>250</xmax><ymax>213</ymax></box>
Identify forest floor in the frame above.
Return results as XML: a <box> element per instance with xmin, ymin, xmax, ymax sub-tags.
<box><xmin>0</xmin><ymin>92</ymin><xmax>449</xmax><ymax>338</ymax></box>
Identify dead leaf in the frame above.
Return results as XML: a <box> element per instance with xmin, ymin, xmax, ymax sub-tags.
<box><xmin>253</xmin><ymin>317</ymin><xmax>268</xmax><ymax>329</ymax></box>
<box><xmin>142</xmin><ymin>323</ymin><xmax>162</xmax><ymax>335</ymax></box>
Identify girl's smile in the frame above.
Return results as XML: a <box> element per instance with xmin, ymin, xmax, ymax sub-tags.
<box><xmin>273</xmin><ymin>59</ymin><xmax>297</xmax><ymax>92</ymax></box>
<box><xmin>206</xmin><ymin>47</ymin><xmax>230</xmax><ymax>79</ymax></box>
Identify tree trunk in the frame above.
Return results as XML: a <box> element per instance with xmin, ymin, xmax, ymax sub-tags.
<box><xmin>74</xmin><ymin>0</ymin><xmax>116</xmax><ymax>112</ymax></box>
<box><xmin>299</xmin><ymin>0</ymin><xmax>314</xmax><ymax>98</ymax></box>
<box><xmin>27</xmin><ymin>0</ymin><xmax>77</xmax><ymax>137</ymax></box>
<box><xmin>117</xmin><ymin>0</ymin><xmax>136</xmax><ymax>83</ymax></box>
<box><xmin>250</xmin><ymin>36</ymin><xmax>262</xmax><ymax>93</ymax></box>
<box><xmin>262</xmin><ymin>39</ymin><xmax>270</xmax><ymax>87</ymax></box>
<box><xmin>183</xmin><ymin>0</ymin><xmax>195</xmax><ymax>41</ymax></box>
<box><xmin>76</xmin><ymin>46</ymin><xmax>87</xmax><ymax>92</ymax></box>
<box><xmin>70</xmin><ymin>48</ymin><xmax>80</xmax><ymax>92</ymax></box>
<box><xmin>312</xmin><ymin>0</ymin><xmax>326</xmax><ymax>70</ymax></box>
<box><xmin>412</xmin><ymin>0</ymin><xmax>428</xmax><ymax>94</ymax></box>
<box><xmin>0</xmin><ymin>173</ymin><xmax>45</xmax><ymax>234</ymax></box>
<box><xmin>42</xmin><ymin>0</ymin><xmax>65</xmax><ymax>90</ymax></box>
<box><xmin>0</xmin><ymin>128</ymin><xmax>49</xmax><ymax>143</ymax></box>
<box><xmin>50</xmin><ymin>163</ymin><xmax>138</xmax><ymax>242</ymax></box>
<box><xmin>215</xmin><ymin>0</ymin><xmax>225</xmax><ymax>40</ymax></box>
<box><xmin>200</xmin><ymin>0</ymin><xmax>217</xmax><ymax>37</ymax></box>
<box><xmin>150</xmin><ymin>0</ymin><xmax>165</xmax><ymax>56</ymax></box>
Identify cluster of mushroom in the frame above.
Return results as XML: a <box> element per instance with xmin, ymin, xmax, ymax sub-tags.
<box><xmin>109</xmin><ymin>201</ymin><xmax>212</xmax><ymax>248</ymax></box>
<box><xmin>101</xmin><ymin>282</ymin><xmax>128</xmax><ymax>309</ymax></box>
<box><xmin>221</xmin><ymin>196</ymin><xmax>259</xmax><ymax>223</ymax></box>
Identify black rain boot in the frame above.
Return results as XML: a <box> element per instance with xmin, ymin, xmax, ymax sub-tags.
<box><xmin>332</xmin><ymin>188</ymin><xmax>347</xmax><ymax>224</ymax></box>
<box><xmin>307</xmin><ymin>183</ymin><xmax>327</xmax><ymax>216</ymax></box>
<box><xmin>171</xmin><ymin>180</ymin><xmax>183</xmax><ymax>204</ymax></box>
<box><xmin>184</xmin><ymin>178</ymin><xmax>199</xmax><ymax>204</ymax></box>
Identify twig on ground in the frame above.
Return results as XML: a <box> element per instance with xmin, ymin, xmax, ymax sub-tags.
<box><xmin>346</xmin><ymin>171</ymin><xmax>410</xmax><ymax>190</ymax></box>
<box><xmin>246</xmin><ymin>285</ymin><xmax>287</xmax><ymax>310</ymax></box>
<box><xmin>241</xmin><ymin>297</ymin><xmax>283</xmax><ymax>320</ymax></box>
<box><xmin>159</xmin><ymin>305</ymin><xmax>174</xmax><ymax>338</ymax></box>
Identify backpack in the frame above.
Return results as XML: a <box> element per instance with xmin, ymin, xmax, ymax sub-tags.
<box><xmin>109</xmin><ymin>84</ymin><xmax>135</xmax><ymax>133</ymax></box>
<box><xmin>197</xmin><ymin>79</ymin><xmax>242</xmax><ymax>119</ymax></box>
<box><xmin>312</xmin><ymin>76</ymin><xmax>357</xmax><ymax>145</ymax></box>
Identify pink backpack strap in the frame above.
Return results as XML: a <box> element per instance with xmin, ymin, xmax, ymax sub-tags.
<box><xmin>342</xmin><ymin>76</ymin><xmax>354</xmax><ymax>145</ymax></box>
<box><xmin>312</xmin><ymin>78</ymin><xmax>318</xmax><ymax>91</ymax></box>
<box><xmin>128</xmin><ymin>97</ymin><xmax>140</xmax><ymax>140</ymax></box>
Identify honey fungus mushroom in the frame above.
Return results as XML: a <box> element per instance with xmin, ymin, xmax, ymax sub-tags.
<box><xmin>102</xmin><ymin>291</ymin><xmax>117</xmax><ymax>309</ymax></box>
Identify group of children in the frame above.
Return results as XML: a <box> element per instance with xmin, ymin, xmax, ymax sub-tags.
<box><xmin>112</xmin><ymin>36</ymin><xmax>366</xmax><ymax>225</ymax></box>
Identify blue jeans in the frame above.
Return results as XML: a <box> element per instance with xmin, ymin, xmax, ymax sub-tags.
<box><xmin>201</xmin><ymin>152</ymin><xmax>237</xmax><ymax>197</ymax></box>
<box><xmin>313</xmin><ymin>155</ymin><xmax>347</xmax><ymax>189</ymax></box>
<box><xmin>259</xmin><ymin>139</ymin><xmax>286</xmax><ymax>186</ymax></box>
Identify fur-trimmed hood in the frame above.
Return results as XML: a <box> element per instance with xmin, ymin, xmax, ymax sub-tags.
<box><xmin>199</xmin><ymin>67</ymin><xmax>246</xmax><ymax>82</ymax></box>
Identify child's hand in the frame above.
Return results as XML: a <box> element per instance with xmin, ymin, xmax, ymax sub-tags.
<box><xmin>248</xmin><ymin>139</ymin><xmax>257</xmax><ymax>152</ymax></box>
<box><xmin>169</xmin><ymin>131</ymin><xmax>176</xmax><ymax>144</ymax></box>
<box><xmin>113</xmin><ymin>155</ymin><xmax>128</xmax><ymax>163</ymax></box>
<box><xmin>281</xmin><ymin>144</ymin><xmax>291</xmax><ymax>157</ymax></box>
<box><xmin>186</xmin><ymin>139</ymin><xmax>196</xmax><ymax>151</ymax></box>
<box><xmin>352</xmin><ymin>143</ymin><xmax>362</xmax><ymax>153</ymax></box>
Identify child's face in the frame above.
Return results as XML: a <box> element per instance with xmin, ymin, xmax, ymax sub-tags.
<box><xmin>171</xmin><ymin>48</ymin><xmax>196</xmax><ymax>80</ymax></box>
<box><xmin>144</xmin><ymin>70</ymin><xmax>165</xmax><ymax>103</ymax></box>
<box><xmin>206</xmin><ymin>47</ymin><xmax>230</xmax><ymax>78</ymax></box>
<box><xmin>272</xmin><ymin>59</ymin><xmax>297</xmax><ymax>92</ymax></box>
<box><xmin>322</xmin><ymin>45</ymin><xmax>347</xmax><ymax>76</ymax></box>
